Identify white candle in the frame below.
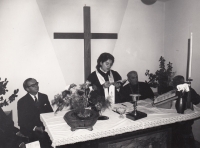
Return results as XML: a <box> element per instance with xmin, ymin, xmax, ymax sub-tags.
<box><xmin>188</xmin><ymin>32</ymin><xmax>193</xmax><ymax>78</ymax></box>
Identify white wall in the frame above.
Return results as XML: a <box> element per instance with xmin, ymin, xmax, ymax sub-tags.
<box><xmin>0</xmin><ymin>0</ymin><xmax>66</xmax><ymax>126</ymax></box>
<box><xmin>113</xmin><ymin>0</ymin><xmax>165</xmax><ymax>81</ymax></box>
<box><xmin>164</xmin><ymin>0</ymin><xmax>200</xmax><ymax>142</ymax></box>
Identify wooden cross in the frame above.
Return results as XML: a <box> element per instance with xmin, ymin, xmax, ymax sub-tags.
<box><xmin>54</xmin><ymin>6</ymin><xmax>118</xmax><ymax>81</ymax></box>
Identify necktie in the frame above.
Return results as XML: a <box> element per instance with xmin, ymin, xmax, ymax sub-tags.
<box><xmin>34</xmin><ymin>96</ymin><xmax>39</xmax><ymax>108</ymax></box>
<box><xmin>34</xmin><ymin>96</ymin><xmax>38</xmax><ymax>103</ymax></box>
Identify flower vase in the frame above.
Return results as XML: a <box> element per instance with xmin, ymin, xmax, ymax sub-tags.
<box><xmin>64</xmin><ymin>109</ymin><xmax>99</xmax><ymax>131</ymax></box>
<box><xmin>175</xmin><ymin>91</ymin><xmax>186</xmax><ymax>114</ymax></box>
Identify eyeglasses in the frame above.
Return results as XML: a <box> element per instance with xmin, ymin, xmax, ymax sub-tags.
<box><xmin>28</xmin><ymin>82</ymin><xmax>39</xmax><ymax>88</ymax></box>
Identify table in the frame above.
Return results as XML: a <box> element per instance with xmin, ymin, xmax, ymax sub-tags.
<box><xmin>40</xmin><ymin>99</ymin><xmax>200</xmax><ymax>147</ymax></box>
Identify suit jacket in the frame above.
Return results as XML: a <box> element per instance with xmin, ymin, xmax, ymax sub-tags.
<box><xmin>17</xmin><ymin>92</ymin><xmax>53</xmax><ymax>137</ymax></box>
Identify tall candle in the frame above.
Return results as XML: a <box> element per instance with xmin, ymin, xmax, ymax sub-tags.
<box><xmin>188</xmin><ymin>32</ymin><xmax>193</xmax><ymax>78</ymax></box>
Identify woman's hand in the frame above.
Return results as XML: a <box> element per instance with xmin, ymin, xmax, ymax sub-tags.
<box><xmin>103</xmin><ymin>81</ymin><xmax>111</xmax><ymax>88</ymax></box>
<box><xmin>113</xmin><ymin>82</ymin><xmax>121</xmax><ymax>89</ymax></box>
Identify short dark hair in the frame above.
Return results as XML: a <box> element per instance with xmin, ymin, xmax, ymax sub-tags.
<box><xmin>127</xmin><ymin>71</ymin><xmax>138</xmax><ymax>78</ymax></box>
<box><xmin>96</xmin><ymin>53</ymin><xmax>114</xmax><ymax>69</ymax></box>
<box><xmin>23</xmin><ymin>78</ymin><xmax>34</xmax><ymax>91</ymax></box>
<box><xmin>172</xmin><ymin>75</ymin><xmax>184</xmax><ymax>87</ymax></box>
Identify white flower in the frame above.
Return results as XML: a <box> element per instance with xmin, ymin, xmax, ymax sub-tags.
<box><xmin>177</xmin><ymin>83</ymin><xmax>190</xmax><ymax>92</ymax></box>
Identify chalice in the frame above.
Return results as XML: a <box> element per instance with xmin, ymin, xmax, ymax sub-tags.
<box><xmin>125</xmin><ymin>94</ymin><xmax>147</xmax><ymax>120</ymax></box>
<box><xmin>130</xmin><ymin>94</ymin><xmax>141</xmax><ymax>116</ymax></box>
<box><xmin>116</xmin><ymin>107</ymin><xmax>126</xmax><ymax>118</ymax></box>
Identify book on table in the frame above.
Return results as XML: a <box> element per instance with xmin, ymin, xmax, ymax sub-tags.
<box><xmin>153</xmin><ymin>90</ymin><xmax>178</xmax><ymax>106</ymax></box>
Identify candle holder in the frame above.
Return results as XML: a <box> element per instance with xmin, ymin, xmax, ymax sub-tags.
<box><xmin>185</xmin><ymin>33</ymin><xmax>194</xmax><ymax>111</ymax></box>
<box><xmin>126</xmin><ymin>94</ymin><xmax>147</xmax><ymax>120</ymax></box>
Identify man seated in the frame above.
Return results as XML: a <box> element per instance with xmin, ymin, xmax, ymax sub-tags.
<box><xmin>120</xmin><ymin>71</ymin><xmax>154</xmax><ymax>102</ymax></box>
<box><xmin>171</xmin><ymin>75</ymin><xmax>200</xmax><ymax>148</ymax></box>
<box><xmin>0</xmin><ymin>107</ymin><xmax>26</xmax><ymax>148</ymax></box>
<box><xmin>17</xmin><ymin>78</ymin><xmax>53</xmax><ymax>148</ymax></box>
<box><xmin>172</xmin><ymin>75</ymin><xmax>200</xmax><ymax>104</ymax></box>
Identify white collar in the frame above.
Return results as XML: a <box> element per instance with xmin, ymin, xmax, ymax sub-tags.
<box><xmin>29</xmin><ymin>93</ymin><xmax>38</xmax><ymax>101</ymax></box>
<box><xmin>96</xmin><ymin>69</ymin><xmax>114</xmax><ymax>85</ymax></box>
<box><xmin>100</xmin><ymin>67</ymin><xmax>109</xmax><ymax>74</ymax></box>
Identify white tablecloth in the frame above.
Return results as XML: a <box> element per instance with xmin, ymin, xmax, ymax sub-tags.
<box><xmin>40</xmin><ymin>100</ymin><xmax>200</xmax><ymax>147</ymax></box>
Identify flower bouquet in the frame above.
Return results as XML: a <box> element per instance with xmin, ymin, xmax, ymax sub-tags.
<box><xmin>52</xmin><ymin>82</ymin><xmax>112</xmax><ymax>131</ymax></box>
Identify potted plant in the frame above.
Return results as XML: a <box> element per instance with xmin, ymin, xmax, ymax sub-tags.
<box><xmin>145</xmin><ymin>56</ymin><xmax>175</xmax><ymax>95</ymax></box>
<box><xmin>0</xmin><ymin>77</ymin><xmax>19</xmax><ymax>108</ymax></box>
<box><xmin>51</xmin><ymin>82</ymin><xmax>111</xmax><ymax>131</ymax></box>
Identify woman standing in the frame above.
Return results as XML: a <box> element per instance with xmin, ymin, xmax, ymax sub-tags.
<box><xmin>87</xmin><ymin>53</ymin><xmax>122</xmax><ymax>103</ymax></box>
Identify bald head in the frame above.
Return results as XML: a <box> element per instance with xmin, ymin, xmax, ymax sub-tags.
<box><xmin>127</xmin><ymin>71</ymin><xmax>138</xmax><ymax>85</ymax></box>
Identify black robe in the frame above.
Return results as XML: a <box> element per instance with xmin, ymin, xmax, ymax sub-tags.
<box><xmin>120</xmin><ymin>82</ymin><xmax>154</xmax><ymax>102</ymax></box>
<box><xmin>87</xmin><ymin>69</ymin><xmax>122</xmax><ymax>103</ymax></box>
<box><xmin>188</xmin><ymin>87</ymin><xmax>200</xmax><ymax>105</ymax></box>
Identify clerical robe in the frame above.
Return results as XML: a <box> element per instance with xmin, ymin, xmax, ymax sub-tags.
<box><xmin>87</xmin><ymin>69</ymin><xmax>122</xmax><ymax>103</ymax></box>
<box><xmin>120</xmin><ymin>82</ymin><xmax>154</xmax><ymax>102</ymax></box>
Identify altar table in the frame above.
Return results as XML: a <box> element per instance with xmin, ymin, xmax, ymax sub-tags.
<box><xmin>40</xmin><ymin>100</ymin><xmax>200</xmax><ymax>147</ymax></box>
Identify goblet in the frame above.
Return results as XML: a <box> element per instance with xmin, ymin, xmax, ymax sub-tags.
<box><xmin>126</xmin><ymin>94</ymin><xmax>147</xmax><ymax>120</ymax></box>
<box><xmin>116</xmin><ymin>107</ymin><xmax>126</xmax><ymax>118</ymax></box>
<box><xmin>130</xmin><ymin>94</ymin><xmax>141</xmax><ymax>116</ymax></box>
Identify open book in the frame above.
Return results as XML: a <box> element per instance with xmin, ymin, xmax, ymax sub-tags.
<box><xmin>153</xmin><ymin>90</ymin><xmax>178</xmax><ymax>106</ymax></box>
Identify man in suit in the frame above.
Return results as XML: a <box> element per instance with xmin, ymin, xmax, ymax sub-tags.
<box><xmin>120</xmin><ymin>71</ymin><xmax>154</xmax><ymax>102</ymax></box>
<box><xmin>17</xmin><ymin>78</ymin><xmax>53</xmax><ymax>148</ymax></box>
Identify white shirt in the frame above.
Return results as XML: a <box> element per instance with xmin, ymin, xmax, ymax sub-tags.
<box><xmin>29</xmin><ymin>93</ymin><xmax>38</xmax><ymax>102</ymax></box>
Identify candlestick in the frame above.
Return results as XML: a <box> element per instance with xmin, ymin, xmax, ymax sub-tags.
<box><xmin>188</xmin><ymin>32</ymin><xmax>193</xmax><ymax>78</ymax></box>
